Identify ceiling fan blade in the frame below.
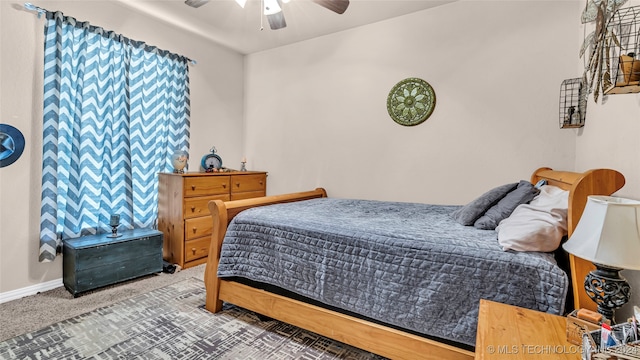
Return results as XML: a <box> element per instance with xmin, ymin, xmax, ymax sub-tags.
<box><xmin>184</xmin><ymin>0</ymin><xmax>210</xmax><ymax>8</ymax></box>
<box><xmin>267</xmin><ymin>12</ymin><xmax>287</xmax><ymax>30</ymax></box>
<box><xmin>312</xmin><ymin>0</ymin><xmax>349</xmax><ymax>14</ymax></box>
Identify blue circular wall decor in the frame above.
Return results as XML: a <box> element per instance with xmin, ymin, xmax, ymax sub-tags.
<box><xmin>0</xmin><ymin>124</ymin><xmax>25</xmax><ymax>167</ymax></box>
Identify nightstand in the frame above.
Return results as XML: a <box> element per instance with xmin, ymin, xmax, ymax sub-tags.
<box><xmin>475</xmin><ymin>299</ymin><xmax>580</xmax><ymax>359</ymax></box>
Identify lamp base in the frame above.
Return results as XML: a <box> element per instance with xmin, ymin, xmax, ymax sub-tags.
<box><xmin>584</xmin><ymin>263</ymin><xmax>631</xmax><ymax>322</ymax></box>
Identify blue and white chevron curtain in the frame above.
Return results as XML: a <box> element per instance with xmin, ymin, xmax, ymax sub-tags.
<box><xmin>39</xmin><ymin>11</ymin><xmax>191</xmax><ymax>262</ymax></box>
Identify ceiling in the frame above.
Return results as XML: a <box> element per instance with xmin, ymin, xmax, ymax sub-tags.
<box><xmin>113</xmin><ymin>0</ymin><xmax>457</xmax><ymax>54</ymax></box>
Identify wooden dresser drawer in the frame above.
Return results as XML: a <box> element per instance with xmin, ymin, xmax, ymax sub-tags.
<box><xmin>184</xmin><ymin>237</ymin><xmax>210</xmax><ymax>262</ymax></box>
<box><xmin>231</xmin><ymin>190</ymin><xmax>266</xmax><ymax>201</ymax></box>
<box><xmin>231</xmin><ymin>174</ymin><xmax>266</xmax><ymax>194</ymax></box>
<box><xmin>183</xmin><ymin>194</ymin><xmax>230</xmax><ymax>219</ymax></box>
<box><xmin>184</xmin><ymin>177</ymin><xmax>230</xmax><ymax>197</ymax></box>
<box><xmin>184</xmin><ymin>216</ymin><xmax>213</xmax><ymax>240</ymax></box>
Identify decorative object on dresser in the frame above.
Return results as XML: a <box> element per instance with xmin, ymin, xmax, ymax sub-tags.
<box><xmin>62</xmin><ymin>228</ymin><xmax>163</xmax><ymax>297</ymax></box>
<box><xmin>158</xmin><ymin>171</ymin><xmax>267</xmax><ymax>269</ymax></box>
<box><xmin>171</xmin><ymin>150</ymin><xmax>189</xmax><ymax>173</ymax></box>
<box><xmin>563</xmin><ymin>195</ymin><xmax>640</xmax><ymax>322</ymax></box>
<box><xmin>201</xmin><ymin>146</ymin><xmax>223</xmax><ymax>172</ymax></box>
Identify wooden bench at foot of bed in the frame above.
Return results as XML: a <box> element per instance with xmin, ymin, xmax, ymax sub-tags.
<box><xmin>203</xmin><ymin>168</ymin><xmax>625</xmax><ymax>360</ymax></box>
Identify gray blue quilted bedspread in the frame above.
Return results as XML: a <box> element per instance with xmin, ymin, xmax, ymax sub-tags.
<box><xmin>217</xmin><ymin>198</ymin><xmax>568</xmax><ymax>346</ymax></box>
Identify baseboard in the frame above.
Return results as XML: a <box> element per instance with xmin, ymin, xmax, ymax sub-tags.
<box><xmin>0</xmin><ymin>278</ymin><xmax>63</xmax><ymax>304</ymax></box>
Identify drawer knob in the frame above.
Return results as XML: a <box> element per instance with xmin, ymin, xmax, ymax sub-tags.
<box><xmin>259</xmin><ymin>181</ymin><xmax>263</xmax><ymax>185</ymax></box>
<box><xmin>236</xmin><ymin>182</ymin><xmax>240</xmax><ymax>187</ymax></box>
<box><xmin>191</xmin><ymin>185</ymin><xmax>196</xmax><ymax>190</ymax></box>
<box><xmin>222</xmin><ymin>183</ymin><xmax>227</xmax><ymax>188</ymax></box>
<box><xmin>192</xmin><ymin>248</ymin><xmax>196</xmax><ymax>254</ymax></box>
<box><xmin>190</xmin><ymin>206</ymin><xmax>196</xmax><ymax>212</ymax></box>
<box><xmin>192</xmin><ymin>227</ymin><xmax>197</xmax><ymax>233</ymax></box>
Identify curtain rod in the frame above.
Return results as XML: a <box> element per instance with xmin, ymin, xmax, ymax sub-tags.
<box><xmin>23</xmin><ymin>3</ymin><xmax>197</xmax><ymax>65</ymax></box>
<box><xmin>24</xmin><ymin>3</ymin><xmax>45</xmax><ymax>18</ymax></box>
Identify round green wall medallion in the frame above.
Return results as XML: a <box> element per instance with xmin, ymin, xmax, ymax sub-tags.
<box><xmin>386</xmin><ymin>78</ymin><xmax>436</xmax><ymax>126</ymax></box>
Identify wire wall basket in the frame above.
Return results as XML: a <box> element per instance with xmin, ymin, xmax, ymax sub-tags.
<box><xmin>559</xmin><ymin>78</ymin><xmax>586</xmax><ymax>129</ymax></box>
<box><xmin>605</xmin><ymin>5</ymin><xmax>640</xmax><ymax>95</ymax></box>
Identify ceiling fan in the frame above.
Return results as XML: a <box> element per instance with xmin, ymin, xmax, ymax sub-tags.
<box><xmin>185</xmin><ymin>0</ymin><xmax>350</xmax><ymax>30</ymax></box>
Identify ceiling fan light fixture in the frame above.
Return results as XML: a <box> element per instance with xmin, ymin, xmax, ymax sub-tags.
<box><xmin>234</xmin><ymin>0</ymin><xmax>247</xmax><ymax>8</ymax></box>
<box><xmin>184</xmin><ymin>0</ymin><xmax>210</xmax><ymax>8</ymax></box>
<box><xmin>264</xmin><ymin>0</ymin><xmax>282</xmax><ymax>15</ymax></box>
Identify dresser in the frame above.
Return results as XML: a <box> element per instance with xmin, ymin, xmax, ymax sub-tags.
<box><xmin>157</xmin><ymin>171</ymin><xmax>267</xmax><ymax>269</ymax></box>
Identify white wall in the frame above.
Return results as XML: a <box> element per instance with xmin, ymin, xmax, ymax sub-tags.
<box><xmin>0</xmin><ymin>0</ymin><xmax>245</xmax><ymax>294</ymax></box>
<box><xmin>245</xmin><ymin>1</ymin><xmax>579</xmax><ymax>204</ymax></box>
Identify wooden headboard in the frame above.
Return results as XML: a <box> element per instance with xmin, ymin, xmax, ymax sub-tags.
<box><xmin>530</xmin><ymin>167</ymin><xmax>625</xmax><ymax>312</ymax></box>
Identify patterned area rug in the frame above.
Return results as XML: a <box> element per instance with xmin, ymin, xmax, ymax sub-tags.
<box><xmin>0</xmin><ymin>278</ymin><xmax>385</xmax><ymax>359</ymax></box>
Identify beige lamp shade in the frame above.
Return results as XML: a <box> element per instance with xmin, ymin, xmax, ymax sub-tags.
<box><xmin>563</xmin><ymin>195</ymin><xmax>640</xmax><ymax>271</ymax></box>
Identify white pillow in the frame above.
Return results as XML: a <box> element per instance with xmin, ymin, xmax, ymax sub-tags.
<box><xmin>496</xmin><ymin>185</ymin><xmax>569</xmax><ymax>252</ymax></box>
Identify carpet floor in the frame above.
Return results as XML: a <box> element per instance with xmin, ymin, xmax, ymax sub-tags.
<box><xmin>0</xmin><ymin>275</ymin><xmax>385</xmax><ymax>359</ymax></box>
<box><xmin>0</xmin><ymin>264</ymin><xmax>208</xmax><ymax>342</ymax></box>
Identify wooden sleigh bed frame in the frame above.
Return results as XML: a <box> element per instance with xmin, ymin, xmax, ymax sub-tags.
<box><xmin>203</xmin><ymin>167</ymin><xmax>625</xmax><ymax>360</ymax></box>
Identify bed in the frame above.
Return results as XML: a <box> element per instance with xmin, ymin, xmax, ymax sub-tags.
<box><xmin>203</xmin><ymin>167</ymin><xmax>625</xmax><ymax>359</ymax></box>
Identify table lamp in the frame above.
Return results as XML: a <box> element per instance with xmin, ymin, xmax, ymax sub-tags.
<box><xmin>563</xmin><ymin>195</ymin><xmax>640</xmax><ymax>322</ymax></box>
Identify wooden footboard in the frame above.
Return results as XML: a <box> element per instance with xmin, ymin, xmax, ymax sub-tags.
<box><xmin>205</xmin><ymin>188</ymin><xmax>328</xmax><ymax>312</ymax></box>
<box><xmin>215</xmin><ymin>280</ymin><xmax>473</xmax><ymax>360</ymax></box>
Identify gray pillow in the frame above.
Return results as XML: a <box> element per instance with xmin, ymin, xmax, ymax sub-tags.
<box><xmin>451</xmin><ymin>182</ymin><xmax>518</xmax><ymax>226</ymax></box>
<box><xmin>473</xmin><ymin>180</ymin><xmax>540</xmax><ymax>230</ymax></box>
